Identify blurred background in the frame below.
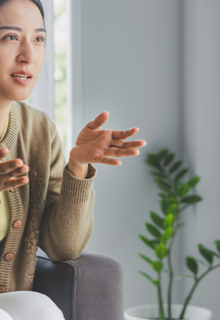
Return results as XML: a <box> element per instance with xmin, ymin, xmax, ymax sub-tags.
<box><xmin>25</xmin><ymin>0</ymin><xmax>220</xmax><ymax>319</ymax></box>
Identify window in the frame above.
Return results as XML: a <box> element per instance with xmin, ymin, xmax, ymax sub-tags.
<box><xmin>53</xmin><ymin>0</ymin><xmax>69</xmax><ymax>161</ymax></box>
<box><xmin>24</xmin><ymin>0</ymin><xmax>71</xmax><ymax>162</ymax></box>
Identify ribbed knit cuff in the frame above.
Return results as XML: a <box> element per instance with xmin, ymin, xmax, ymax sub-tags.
<box><xmin>60</xmin><ymin>163</ymin><xmax>97</xmax><ymax>203</ymax></box>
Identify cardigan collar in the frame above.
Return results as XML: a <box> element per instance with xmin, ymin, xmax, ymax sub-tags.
<box><xmin>0</xmin><ymin>101</ymin><xmax>20</xmax><ymax>154</ymax></box>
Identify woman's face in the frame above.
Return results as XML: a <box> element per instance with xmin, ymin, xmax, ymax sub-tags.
<box><xmin>0</xmin><ymin>0</ymin><xmax>46</xmax><ymax>103</ymax></box>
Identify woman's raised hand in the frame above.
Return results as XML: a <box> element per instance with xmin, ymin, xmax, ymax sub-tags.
<box><xmin>69</xmin><ymin>111</ymin><xmax>147</xmax><ymax>167</ymax></box>
<box><xmin>0</xmin><ymin>148</ymin><xmax>29</xmax><ymax>192</ymax></box>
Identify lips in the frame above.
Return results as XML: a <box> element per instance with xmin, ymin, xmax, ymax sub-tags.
<box><xmin>10</xmin><ymin>70</ymin><xmax>33</xmax><ymax>78</ymax></box>
<box><xmin>10</xmin><ymin>74</ymin><xmax>32</xmax><ymax>87</ymax></box>
<box><xmin>11</xmin><ymin>75</ymin><xmax>31</xmax><ymax>79</ymax></box>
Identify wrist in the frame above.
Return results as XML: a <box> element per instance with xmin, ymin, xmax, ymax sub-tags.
<box><xmin>67</xmin><ymin>160</ymin><xmax>89</xmax><ymax>179</ymax></box>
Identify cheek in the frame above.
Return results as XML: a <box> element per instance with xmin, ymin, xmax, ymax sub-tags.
<box><xmin>37</xmin><ymin>50</ymin><xmax>45</xmax><ymax>69</ymax></box>
<box><xmin>0</xmin><ymin>49</ymin><xmax>13</xmax><ymax>72</ymax></box>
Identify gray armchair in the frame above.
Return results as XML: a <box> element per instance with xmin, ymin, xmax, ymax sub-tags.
<box><xmin>32</xmin><ymin>248</ymin><xmax>124</xmax><ymax>320</ymax></box>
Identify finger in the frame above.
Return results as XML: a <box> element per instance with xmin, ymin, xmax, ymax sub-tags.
<box><xmin>0</xmin><ymin>158</ymin><xmax>24</xmax><ymax>174</ymax></box>
<box><xmin>3</xmin><ymin>176</ymin><xmax>29</xmax><ymax>192</ymax></box>
<box><xmin>0</xmin><ymin>147</ymin><xmax>9</xmax><ymax>159</ymax></box>
<box><xmin>110</xmin><ymin>139</ymin><xmax>147</xmax><ymax>149</ymax></box>
<box><xmin>93</xmin><ymin>156</ymin><xmax>121</xmax><ymax>166</ymax></box>
<box><xmin>0</xmin><ymin>165</ymin><xmax>29</xmax><ymax>191</ymax></box>
<box><xmin>112</xmin><ymin>127</ymin><xmax>140</xmax><ymax>140</ymax></box>
<box><xmin>104</xmin><ymin>147</ymin><xmax>140</xmax><ymax>157</ymax></box>
<box><xmin>87</xmin><ymin>111</ymin><xmax>110</xmax><ymax>130</ymax></box>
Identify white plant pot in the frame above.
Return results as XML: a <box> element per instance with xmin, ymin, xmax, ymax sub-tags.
<box><xmin>124</xmin><ymin>304</ymin><xmax>213</xmax><ymax>320</ymax></box>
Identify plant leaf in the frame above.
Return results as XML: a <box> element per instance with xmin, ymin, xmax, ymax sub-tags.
<box><xmin>138</xmin><ymin>253</ymin><xmax>152</xmax><ymax>265</ymax></box>
<box><xmin>214</xmin><ymin>240</ymin><xmax>220</xmax><ymax>253</ymax></box>
<box><xmin>158</xmin><ymin>193</ymin><xmax>166</xmax><ymax>198</ymax></box>
<box><xmin>160</xmin><ymin>198</ymin><xmax>168</xmax><ymax>214</ymax></box>
<box><xmin>138</xmin><ymin>270</ymin><xmax>153</xmax><ymax>281</ymax></box>
<box><xmin>161</xmin><ymin>227</ymin><xmax>173</xmax><ymax>243</ymax></box>
<box><xmin>151</xmin><ymin>171</ymin><xmax>168</xmax><ymax>179</ymax></box>
<box><xmin>150</xmin><ymin>211</ymin><xmax>165</xmax><ymax>229</ymax></box>
<box><xmin>146</xmin><ymin>223</ymin><xmax>161</xmax><ymax>238</ymax></box>
<box><xmin>198</xmin><ymin>244</ymin><xmax>213</xmax><ymax>264</ymax></box>
<box><xmin>160</xmin><ymin>196</ymin><xmax>178</xmax><ymax>215</ymax></box>
<box><xmin>199</xmin><ymin>244</ymin><xmax>220</xmax><ymax>258</ymax></box>
<box><xmin>174</xmin><ymin>168</ymin><xmax>189</xmax><ymax>181</ymax></box>
<box><xmin>163</xmin><ymin>153</ymin><xmax>175</xmax><ymax>166</ymax></box>
<box><xmin>166</xmin><ymin>203</ymin><xmax>179</xmax><ymax>216</ymax></box>
<box><xmin>194</xmin><ymin>258</ymin><xmax>209</xmax><ymax>268</ymax></box>
<box><xmin>146</xmin><ymin>153</ymin><xmax>158</xmax><ymax>164</ymax></box>
<box><xmin>181</xmin><ymin>195</ymin><xmax>203</xmax><ymax>204</ymax></box>
<box><xmin>186</xmin><ymin>256</ymin><xmax>198</xmax><ymax>275</ymax></box>
<box><xmin>167</xmin><ymin>197</ymin><xmax>178</xmax><ymax>204</ymax></box>
<box><xmin>163</xmin><ymin>214</ymin><xmax>174</xmax><ymax>228</ymax></box>
<box><xmin>151</xmin><ymin>279</ymin><xmax>160</xmax><ymax>286</ymax></box>
<box><xmin>138</xmin><ymin>234</ymin><xmax>157</xmax><ymax>250</ymax></box>
<box><xmin>156</xmin><ymin>149</ymin><xmax>169</xmax><ymax>162</ymax></box>
<box><xmin>177</xmin><ymin>184</ymin><xmax>190</xmax><ymax>197</ymax></box>
<box><xmin>157</xmin><ymin>183</ymin><xmax>172</xmax><ymax>193</ymax></box>
<box><xmin>169</xmin><ymin>160</ymin><xmax>183</xmax><ymax>174</ymax></box>
<box><xmin>155</xmin><ymin>180</ymin><xmax>172</xmax><ymax>193</ymax></box>
<box><xmin>151</xmin><ymin>260</ymin><xmax>163</xmax><ymax>272</ymax></box>
<box><xmin>155</xmin><ymin>243</ymin><xmax>168</xmax><ymax>259</ymax></box>
<box><xmin>187</xmin><ymin>176</ymin><xmax>201</xmax><ymax>188</ymax></box>
<box><xmin>177</xmin><ymin>274</ymin><xmax>195</xmax><ymax>280</ymax></box>
<box><xmin>149</xmin><ymin>162</ymin><xmax>164</xmax><ymax>171</ymax></box>
<box><xmin>146</xmin><ymin>155</ymin><xmax>164</xmax><ymax>172</ymax></box>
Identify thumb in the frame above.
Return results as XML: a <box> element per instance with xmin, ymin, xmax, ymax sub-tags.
<box><xmin>87</xmin><ymin>111</ymin><xmax>109</xmax><ymax>130</ymax></box>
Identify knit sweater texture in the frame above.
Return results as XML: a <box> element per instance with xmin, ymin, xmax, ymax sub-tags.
<box><xmin>0</xmin><ymin>101</ymin><xmax>96</xmax><ymax>293</ymax></box>
<box><xmin>0</xmin><ymin>111</ymin><xmax>10</xmax><ymax>242</ymax></box>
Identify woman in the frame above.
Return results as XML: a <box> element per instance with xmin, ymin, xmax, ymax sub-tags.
<box><xmin>0</xmin><ymin>0</ymin><xmax>147</xmax><ymax>319</ymax></box>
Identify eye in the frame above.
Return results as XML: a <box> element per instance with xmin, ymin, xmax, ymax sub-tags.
<box><xmin>36</xmin><ymin>36</ymin><xmax>45</xmax><ymax>43</ymax></box>
<box><xmin>4</xmin><ymin>35</ymin><xmax>17</xmax><ymax>41</ymax></box>
<box><xmin>3</xmin><ymin>35</ymin><xmax>45</xmax><ymax>42</ymax></box>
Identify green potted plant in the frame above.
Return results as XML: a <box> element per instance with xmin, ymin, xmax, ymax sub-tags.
<box><xmin>124</xmin><ymin>148</ymin><xmax>220</xmax><ymax>320</ymax></box>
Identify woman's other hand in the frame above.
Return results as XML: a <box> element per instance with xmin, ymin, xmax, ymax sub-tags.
<box><xmin>68</xmin><ymin>111</ymin><xmax>147</xmax><ymax>177</ymax></box>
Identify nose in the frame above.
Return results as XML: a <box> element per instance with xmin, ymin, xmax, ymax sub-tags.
<box><xmin>16</xmin><ymin>38</ymin><xmax>36</xmax><ymax>64</ymax></box>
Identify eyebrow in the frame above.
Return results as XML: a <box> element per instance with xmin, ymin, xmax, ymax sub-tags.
<box><xmin>0</xmin><ymin>26</ymin><xmax>46</xmax><ymax>33</ymax></box>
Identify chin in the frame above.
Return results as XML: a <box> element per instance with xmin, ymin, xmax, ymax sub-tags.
<box><xmin>10</xmin><ymin>91</ymin><xmax>32</xmax><ymax>102</ymax></box>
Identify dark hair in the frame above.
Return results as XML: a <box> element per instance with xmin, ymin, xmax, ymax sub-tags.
<box><xmin>0</xmin><ymin>0</ymin><xmax>46</xmax><ymax>47</ymax></box>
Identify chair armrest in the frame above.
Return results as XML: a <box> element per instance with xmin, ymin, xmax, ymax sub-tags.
<box><xmin>32</xmin><ymin>247</ymin><xmax>124</xmax><ymax>320</ymax></box>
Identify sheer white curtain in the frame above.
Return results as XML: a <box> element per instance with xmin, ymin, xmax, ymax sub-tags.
<box><xmin>66</xmin><ymin>0</ymin><xmax>84</xmax><ymax>147</ymax></box>
<box><xmin>32</xmin><ymin>0</ymin><xmax>56</xmax><ymax>123</ymax></box>
<box><xmin>29</xmin><ymin>0</ymin><xmax>84</xmax><ymax>161</ymax></box>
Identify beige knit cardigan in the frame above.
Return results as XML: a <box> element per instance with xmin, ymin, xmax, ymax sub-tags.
<box><xmin>0</xmin><ymin>101</ymin><xmax>96</xmax><ymax>293</ymax></box>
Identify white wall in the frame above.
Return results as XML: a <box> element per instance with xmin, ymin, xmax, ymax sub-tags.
<box><xmin>82</xmin><ymin>0</ymin><xmax>184</xmax><ymax>310</ymax></box>
<box><xmin>181</xmin><ymin>1</ymin><xmax>220</xmax><ymax>319</ymax></box>
<box><xmin>74</xmin><ymin>0</ymin><xmax>220</xmax><ymax>317</ymax></box>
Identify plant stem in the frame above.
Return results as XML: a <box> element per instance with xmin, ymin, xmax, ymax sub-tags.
<box><xmin>160</xmin><ymin>164</ymin><xmax>176</xmax><ymax>319</ymax></box>
<box><xmin>178</xmin><ymin>263</ymin><xmax>220</xmax><ymax>319</ymax></box>
<box><xmin>167</xmin><ymin>245</ymin><xmax>173</xmax><ymax>319</ymax></box>
<box><xmin>167</xmin><ymin>215</ymin><xmax>179</xmax><ymax>319</ymax></box>
<box><xmin>157</xmin><ymin>271</ymin><xmax>165</xmax><ymax>319</ymax></box>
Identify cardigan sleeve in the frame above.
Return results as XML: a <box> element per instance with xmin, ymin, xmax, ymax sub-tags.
<box><xmin>38</xmin><ymin>119</ymin><xmax>97</xmax><ymax>262</ymax></box>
